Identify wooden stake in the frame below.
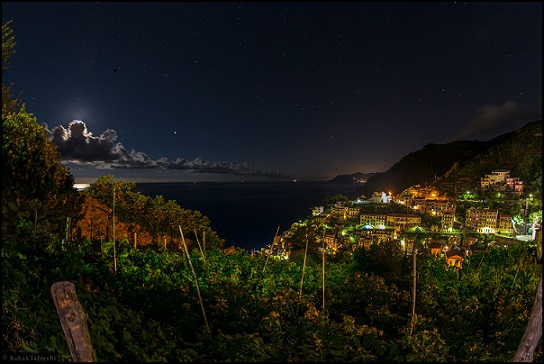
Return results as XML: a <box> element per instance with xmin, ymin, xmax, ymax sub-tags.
<box><xmin>179</xmin><ymin>226</ymin><xmax>211</xmax><ymax>339</ymax></box>
<box><xmin>194</xmin><ymin>229</ymin><xmax>206</xmax><ymax>263</ymax></box>
<box><xmin>322</xmin><ymin>227</ymin><xmax>326</xmax><ymax>310</ymax></box>
<box><xmin>51</xmin><ymin>281</ymin><xmax>96</xmax><ymax>362</ymax></box>
<box><xmin>113</xmin><ymin>189</ymin><xmax>117</xmax><ymax>274</ymax></box>
<box><xmin>134</xmin><ymin>232</ymin><xmax>137</xmax><ymax>250</ymax></box>
<box><xmin>410</xmin><ymin>248</ymin><xmax>417</xmax><ymax>335</ymax></box>
<box><xmin>299</xmin><ymin>234</ymin><xmax>309</xmax><ymax>300</ymax></box>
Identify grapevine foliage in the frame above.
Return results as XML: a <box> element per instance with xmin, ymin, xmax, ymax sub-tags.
<box><xmin>2</xmin><ymin>234</ymin><xmax>541</xmax><ymax>362</ymax></box>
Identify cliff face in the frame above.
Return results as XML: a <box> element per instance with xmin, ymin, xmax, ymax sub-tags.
<box><xmin>349</xmin><ymin>120</ymin><xmax>542</xmax><ymax>199</ymax></box>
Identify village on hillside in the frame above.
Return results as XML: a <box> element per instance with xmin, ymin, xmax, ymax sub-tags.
<box><xmin>260</xmin><ymin>169</ymin><xmax>542</xmax><ymax>268</ymax></box>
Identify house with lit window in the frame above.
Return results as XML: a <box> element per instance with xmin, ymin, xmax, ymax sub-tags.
<box><xmin>429</xmin><ymin>242</ymin><xmax>443</xmax><ymax>256</ymax></box>
<box><xmin>330</xmin><ymin>206</ymin><xmax>347</xmax><ymax>220</ymax></box>
<box><xmin>346</xmin><ymin>206</ymin><xmax>361</xmax><ymax>220</ymax></box>
<box><xmin>359</xmin><ymin>237</ymin><xmax>373</xmax><ymax>250</ymax></box>
<box><xmin>359</xmin><ymin>213</ymin><xmax>387</xmax><ymax>227</ymax></box>
<box><xmin>446</xmin><ymin>249</ymin><xmax>465</xmax><ymax>268</ymax></box>
<box><xmin>465</xmin><ymin>207</ymin><xmax>498</xmax><ymax>234</ymax></box>
<box><xmin>356</xmin><ymin>225</ymin><xmax>395</xmax><ymax>245</ymax></box>
<box><xmin>386</xmin><ymin>213</ymin><xmax>421</xmax><ymax>231</ymax></box>
<box><xmin>497</xmin><ymin>213</ymin><xmax>515</xmax><ymax>236</ymax></box>
<box><xmin>411</xmin><ymin>197</ymin><xmax>426</xmax><ymax>211</ymax></box>
<box><xmin>480</xmin><ymin>169</ymin><xmax>510</xmax><ymax>189</ymax></box>
<box><xmin>312</xmin><ymin>206</ymin><xmax>324</xmax><ymax>216</ymax></box>
<box><xmin>320</xmin><ymin>232</ymin><xmax>340</xmax><ymax>254</ymax></box>
<box><xmin>424</xmin><ymin>199</ymin><xmax>456</xmax><ymax>216</ymax></box>
<box><xmin>481</xmin><ymin>169</ymin><xmax>524</xmax><ymax>193</ymax></box>
<box><xmin>323</xmin><ymin>232</ymin><xmax>336</xmax><ymax>244</ymax></box>
<box><xmin>442</xmin><ymin>212</ymin><xmax>455</xmax><ymax>229</ymax></box>
<box><xmin>505</xmin><ymin>177</ymin><xmax>524</xmax><ymax>193</ymax></box>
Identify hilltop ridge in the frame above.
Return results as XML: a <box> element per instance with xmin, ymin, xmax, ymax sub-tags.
<box><xmin>348</xmin><ymin>120</ymin><xmax>542</xmax><ymax>199</ymax></box>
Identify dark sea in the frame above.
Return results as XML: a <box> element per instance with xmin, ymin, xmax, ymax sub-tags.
<box><xmin>133</xmin><ymin>181</ymin><xmax>358</xmax><ymax>251</ymax></box>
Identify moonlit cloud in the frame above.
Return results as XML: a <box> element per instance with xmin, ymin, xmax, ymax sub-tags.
<box><xmin>45</xmin><ymin>121</ymin><xmax>288</xmax><ymax>177</ymax></box>
<box><xmin>453</xmin><ymin>99</ymin><xmax>542</xmax><ymax>141</ymax></box>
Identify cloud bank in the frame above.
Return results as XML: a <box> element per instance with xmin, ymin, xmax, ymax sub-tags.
<box><xmin>453</xmin><ymin>99</ymin><xmax>542</xmax><ymax>141</ymax></box>
<box><xmin>45</xmin><ymin>120</ymin><xmax>288</xmax><ymax>177</ymax></box>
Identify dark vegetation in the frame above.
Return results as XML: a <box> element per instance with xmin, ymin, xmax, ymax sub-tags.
<box><xmin>2</xmin><ymin>21</ymin><xmax>542</xmax><ymax>362</ymax></box>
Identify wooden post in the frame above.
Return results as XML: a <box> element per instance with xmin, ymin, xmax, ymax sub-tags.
<box><xmin>134</xmin><ymin>232</ymin><xmax>137</xmax><ymax>250</ymax></box>
<box><xmin>194</xmin><ymin>229</ymin><xmax>206</xmax><ymax>263</ymax></box>
<box><xmin>34</xmin><ymin>209</ymin><xmax>37</xmax><ymax>238</ymax></box>
<box><xmin>410</xmin><ymin>248</ymin><xmax>417</xmax><ymax>335</ymax></box>
<box><xmin>513</xmin><ymin>272</ymin><xmax>542</xmax><ymax>362</ymax></box>
<box><xmin>179</xmin><ymin>226</ymin><xmax>211</xmax><ymax>339</ymax></box>
<box><xmin>51</xmin><ymin>281</ymin><xmax>96</xmax><ymax>362</ymax></box>
<box><xmin>64</xmin><ymin>217</ymin><xmax>71</xmax><ymax>251</ymax></box>
<box><xmin>322</xmin><ymin>227</ymin><xmax>326</xmax><ymax>311</ymax></box>
<box><xmin>299</xmin><ymin>234</ymin><xmax>309</xmax><ymax>300</ymax></box>
<box><xmin>112</xmin><ymin>189</ymin><xmax>117</xmax><ymax>274</ymax></box>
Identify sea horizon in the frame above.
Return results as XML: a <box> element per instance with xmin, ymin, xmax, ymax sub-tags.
<box><xmin>131</xmin><ymin>180</ymin><xmax>360</xmax><ymax>251</ymax></box>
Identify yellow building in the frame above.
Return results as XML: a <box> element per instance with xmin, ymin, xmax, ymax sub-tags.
<box><xmin>386</xmin><ymin>213</ymin><xmax>421</xmax><ymax>231</ymax></box>
<box><xmin>346</xmin><ymin>207</ymin><xmax>361</xmax><ymax>219</ymax></box>
<box><xmin>359</xmin><ymin>213</ymin><xmax>387</xmax><ymax>227</ymax></box>
<box><xmin>331</xmin><ymin>206</ymin><xmax>347</xmax><ymax>220</ymax></box>
<box><xmin>442</xmin><ymin>212</ymin><xmax>455</xmax><ymax>229</ymax></box>
<box><xmin>481</xmin><ymin>169</ymin><xmax>510</xmax><ymax>189</ymax></box>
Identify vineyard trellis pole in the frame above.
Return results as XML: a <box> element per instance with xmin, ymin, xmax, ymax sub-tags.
<box><xmin>322</xmin><ymin>226</ymin><xmax>326</xmax><ymax>310</ymax></box>
<box><xmin>179</xmin><ymin>226</ymin><xmax>211</xmax><ymax>339</ymax></box>
<box><xmin>113</xmin><ymin>188</ymin><xmax>117</xmax><ymax>274</ymax></box>
<box><xmin>194</xmin><ymin>229</ymin><xmax>206</xmax><ymax>263</ymax></box>
<box><xmin>299</xmin><ymin>233</ymin><xmax>309</xmax><ymax>300</ymax></box>
<box><xmin>410</xmin><ymin>247</ymin><xmax>417</xmax><ymax>335</ymax></box>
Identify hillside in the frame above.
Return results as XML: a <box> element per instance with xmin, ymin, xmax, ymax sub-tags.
<box><xmin>434</xmin><ymin>120</ymin><xmax>542</xmax><ymax>197</ymax></box>
<box><xmin>350</xmin><ymin>141</ymin><xmax>494</xmax><ymax>198</ymax></box>
<box><xmin>350</xmin><ymin>120</ymin><xmax>542</xmax><ymax>199</ymax></box>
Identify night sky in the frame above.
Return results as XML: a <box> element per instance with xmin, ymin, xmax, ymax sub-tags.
<box><xmin>2</xmin><ymin>2</ymin><xmax>542</xmax><ymax>183</ymax></box>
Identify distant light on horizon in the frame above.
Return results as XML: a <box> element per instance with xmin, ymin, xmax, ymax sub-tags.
<box><xmin>74</xmin><ymin>183</ymin><xmax>90</xmax><ymax>191</ymax></box>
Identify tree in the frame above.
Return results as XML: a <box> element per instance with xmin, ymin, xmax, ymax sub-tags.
<box><xmin>2</xmin><ymin>20</ymin><xmax>22</xmax><ymax>116</ymax></box>
<box><xmin>85</xmin><ymin>175</ymin><xmax>225</xmax><ymax>250</ymax></box>
<box><xmin>323</xmin><ymin>194</ymin><xmax>349</xmax><ymax>206</ymax></box>
<box><xmin>1</xmin><ymin>21</ymin><xmax>80</xmax><ymax>243</ymax></box>
<box><xmin>352</xmin><ymin>240</ymin><xmax>411</xmax><ymax>285</ymax></box>
<box><xmin>2</xmin><ymin>108</ymin><xmax>74</xmax><ymax>200</ymax></box>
